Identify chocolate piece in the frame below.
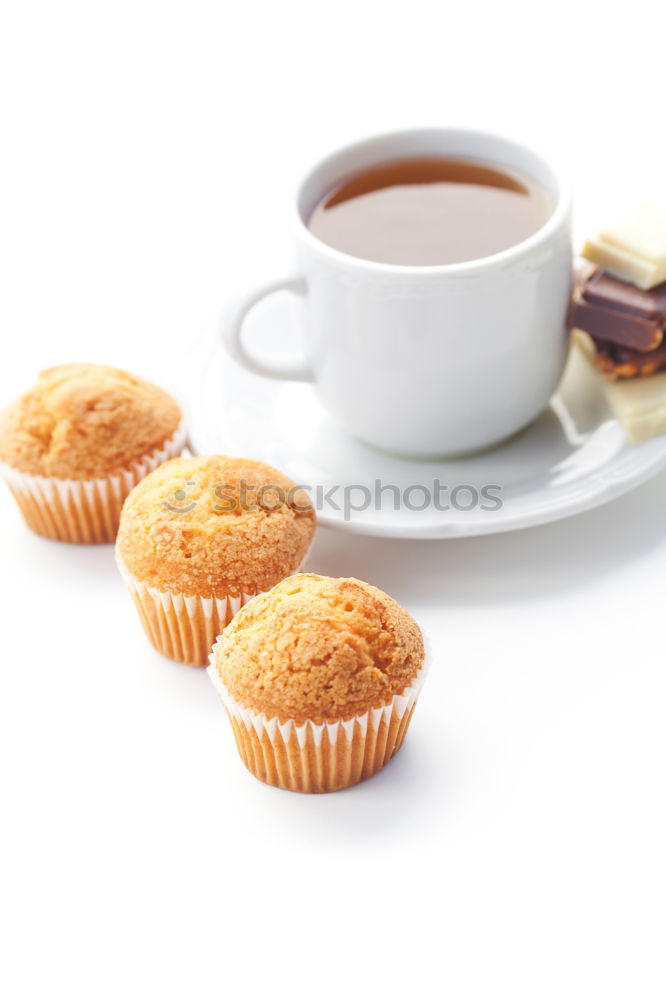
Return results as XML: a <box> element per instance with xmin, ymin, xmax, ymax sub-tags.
<box><xmin>591</xmin><ymin>336</ymin><xmax>666</xmax><ymax>380</ymax></box>
<box><xmin>569</xmin><ymin>298</ymin><xmax>660</xmax><ymax>352</ymax></box>
<box><xmin>584</xmin><ymin>270</ymin><xmax>666</xmax><ymax>319</ymax></box>
<box><xmin>574</xmin><ymin>331</ymin><xmax>666</xmax><ymax>442</ymax></box>
<box><xmin>582</xmin><ymin>204</ymin><xmax>666</xmax><ymax>290</ymax></box>
<box><xmin>568</xmin><ymin>261</ymin><xmax>666</xmax><ymax>355</ymax></box>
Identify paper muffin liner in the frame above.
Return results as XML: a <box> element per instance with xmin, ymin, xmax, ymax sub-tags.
<box><xmin>0</xmin><ymin>420</ymin><xmax>187</xmax><ymax>544</ymax></box>
<box><xmin>207</xmin><ymin>636</ymin><xmax>430</xmax><ymax>794</ymax></box>
<box><xmin>116</xmin><ymin>550</ymin><xmax>311</xmax><ymax>668</ymax></box>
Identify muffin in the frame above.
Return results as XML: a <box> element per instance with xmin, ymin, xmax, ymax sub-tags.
<box><xmin>0</xmin><ymin>364</ymin><xmax>185</xmax><ymax>543</ymax></box>
<box><xmin>208</xmin><ymin>573</ymin><xmax>427</xmax><ymax>793</ymax></box>
<box><xmin>116</xmin><ymin>455</ymin><xmax>316</xmax><ymax>667</ymax></box>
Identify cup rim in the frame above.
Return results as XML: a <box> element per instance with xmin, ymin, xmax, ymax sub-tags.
<box><xmin>293</xmin><ymin>127</ymin><xmax>572</xmax><ymax>277</ymax></box>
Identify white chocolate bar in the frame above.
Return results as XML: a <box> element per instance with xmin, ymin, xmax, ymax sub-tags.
<box><xmin>573</xmin><ymin>329</ymin><xmax>666</xmax><ymax>442</ymax></box>
<box><xmin>582</xmin><ymin>204</ymin><xmax>666</xmax><ymax>290</ymax></box>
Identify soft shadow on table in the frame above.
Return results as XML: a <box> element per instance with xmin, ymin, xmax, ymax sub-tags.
<box><xmin>308</xmin><ymin>468</ymin><xmax>666</xmax><ymax>607</ymax></box>
<box><xmin>248</xmin><ymin>730</ymin><xmax>450</xmax><ymax>845</ymax></box>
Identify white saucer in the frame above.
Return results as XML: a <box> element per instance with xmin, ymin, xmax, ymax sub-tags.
<box><xmin>183</xmin><ymin>306</ymin><xmax>666</xmax><ymax>539</ymax></box>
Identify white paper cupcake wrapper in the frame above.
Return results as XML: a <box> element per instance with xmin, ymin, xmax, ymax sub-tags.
<box><xmin>116</xmin><ymin>549</ymin><xmax>311</xmax><ymax>667</ymax></box>
<box><xmin>0</xmin><ymin>419</ymin><xmax>187</xmax><ymax>543</ymax></box>
<box><xmin>207</xmin><ymin>630</ymin><xmax>430</xmax><ymax>792</ymax></box>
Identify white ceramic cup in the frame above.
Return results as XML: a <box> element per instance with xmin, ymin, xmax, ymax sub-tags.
<box><xmin>223</xmin><ymin>128</ymin><xmax>572</xmax><ymax>458</ymax></box>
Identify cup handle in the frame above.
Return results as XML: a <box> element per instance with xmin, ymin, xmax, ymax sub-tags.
<box><xmin>221</xmin><ymin>276</ymin><xmax>314</xmax><ymax>382</ymax></box>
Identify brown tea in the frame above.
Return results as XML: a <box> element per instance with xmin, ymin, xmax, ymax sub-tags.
<box><xmin>307</xmin><ymin>156</ymin><xmax>552</xmax><ymax>266</ymax></box>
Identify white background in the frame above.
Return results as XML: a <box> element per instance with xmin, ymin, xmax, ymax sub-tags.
<box><xmin>1</xmin><ymin>2</ymin><xmax>665</xmax><ymax>998</ymax></box>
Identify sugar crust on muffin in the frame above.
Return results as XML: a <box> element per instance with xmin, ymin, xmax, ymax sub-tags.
<box><xmin>0</xmin><ymin>364</ymin><xmax>182</xmax><ymax>479</ymax></box>
<box><xmin>213</xmin><ymin>573</ymin><xmax>424</xmax><ymax>723</ymax></box>
<box><xmin>116</xmin><ymin>455</ymin><xmax>315</xmax><ymax>598</ymax></box>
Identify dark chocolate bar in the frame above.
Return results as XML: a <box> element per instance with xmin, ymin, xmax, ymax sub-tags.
<box><xmin>568</xmin><ymin>262</ymin><xmax>666</xmax><ymax>355</ymax></box>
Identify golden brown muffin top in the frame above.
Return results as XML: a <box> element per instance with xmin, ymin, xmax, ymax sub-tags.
<box><xmin>0</xmin><ymin>364</ymin><xmax>181</xmax><ymax>479</ymax></box>
<box><xmin>116</xmin><ymin>455</ymin><xmax>316</xmax><ymax>598</ymax></box>
<box><xmin>213</xmin><ymin>574</ymin><xmax>424</xmax><ymax>723</ymax></box>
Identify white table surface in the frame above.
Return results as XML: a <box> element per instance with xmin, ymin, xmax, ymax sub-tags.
<box><xmin>1</xmin><ymin>3</ymin><xmax>664</xmax><ymax>998</ymax></box>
